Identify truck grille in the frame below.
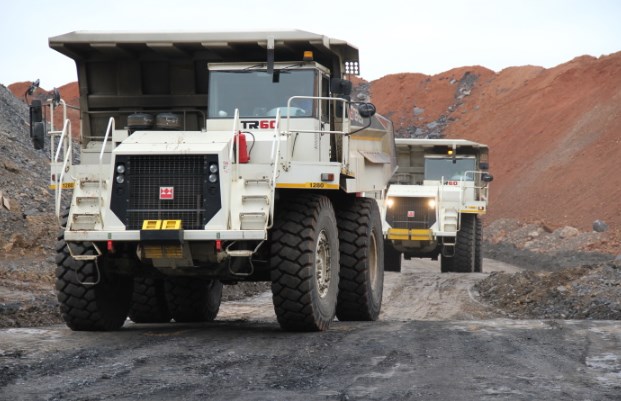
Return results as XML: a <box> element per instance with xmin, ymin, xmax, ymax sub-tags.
<box><xmin>386</xmin><ymin>197</ymin><xmax>436</xmax><ymax>230</ymax></box>
<box><xmin>110</xmin><ymin>154</ymin><xmax>221</xmax><ymax>230</ymax></box>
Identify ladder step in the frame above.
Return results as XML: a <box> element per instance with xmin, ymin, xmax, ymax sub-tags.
<box><xmin>245</xmin><ymin>178</ymin><xmax>270</xmax><ymax>185</ymax></box>
<box><xmin>239</xmin><ymin>212</ymin><xmax>267</xmax><ymax>230</ymax></box>
<box><xmin>242</xmin><ymin>195</ymin><xmax>270</xmax><ymax>204</ymax></box>
<box><xmin>79</xmin><ymin>180</ymin><xmax>102</xmax><ymax>188</ymax></box>
<box><xmin>76</xmin><ymin>196</ymin><xmax>101</xmax><ymax>205</ymax></box>
<box><xmin>240</xmin><ymin>212</ymin><xmax>267</xmax><ymax>220</ymax></box>
<box><xmin>226</xmin><ymin>250</ymin><xmax>254</xmax><ymax>258</ymax></box>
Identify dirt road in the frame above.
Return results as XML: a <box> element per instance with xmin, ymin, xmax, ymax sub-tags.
<box><xmin>1</xmin><ymin>259</ymin><xmax>620</xmax><ymax>400</ymax></box>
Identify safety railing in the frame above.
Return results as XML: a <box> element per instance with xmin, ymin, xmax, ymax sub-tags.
<box><xmin>52</xmin><ymin>118</ymin><xmax>72</xmax><ymax>223</ymax></box>
<box><xmin>266</xmin><ymin>109</ymin><xmax>282</xmax><ymax>229</ymax></box>
<box><xmin>282</xmin><ymin>96</ymin><xmax>350</xmax><ymax>166</ymax></box>
<box><xmin>97</xmin><ymin>117</ymin><xmax>116</xmax><ymax>229</ymax></box>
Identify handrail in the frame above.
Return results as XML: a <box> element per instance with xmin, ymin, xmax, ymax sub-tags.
<box><xmin>284</xmin><ymin>96</ymin><xmax>348</xmax><ymax>135</ymax></box>
<box><xmin>55</xmin><ymin>119</ymin><xmax>72</xmax><ymax>222</ymax></box>
<box><xmin>226</xmin><ymin>110</ymin><xmax>240</xmax><ymax>230</ymax></box>
<box><xmin>282</xmin><ymin>96</ymin><xmax>349</xmax><ymax>166</ymax></box>
<box><xmin>231</xmin><ymin>109</ymin><xmax>240</xmax><ymax>182</ymax></box>
<box><xmin>266</xmin><ymin>109</ymin><xmax>282</xmax><ymax>230</ymax></box>
<box><xmin>97</xmin><ymin>117</ymin><xmax>116</xmax><ymax>229</ymax></box>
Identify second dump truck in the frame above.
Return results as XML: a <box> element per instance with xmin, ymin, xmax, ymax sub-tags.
<box><xmin>382</xmin><ymin>138</ymin><xmax>493</xmax><ymax>273</ymax></box>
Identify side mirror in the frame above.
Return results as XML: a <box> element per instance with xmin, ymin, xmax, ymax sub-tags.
<box><xmin>29</xmin><ymin>100</ymin><xmax>45</xmax><ymax>150</ymax></box>
<box><xmin>482</xmin><ymin>173</ymin><xmax>494</xmax><ymax>183</ymax></box>
<box><xmin>330</xmin><ymin>78</ymin><xmax>352</xmax><ymax>96</ymax></box>
<box><xmin>358</xmin><ymin>103</ymin><xmax>376</xmax><ymax>118</ymax></box>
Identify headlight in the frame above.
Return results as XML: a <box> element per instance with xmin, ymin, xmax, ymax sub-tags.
<box><xmin>116</xmin><ymin>164</ymin><xmax>126</xmax><ymax>174</ymax></box>
<box><xmin>386</xmin><ymin>198</ymin><xmax>394</xmax><ymax>208</ymax></box>
<box><xmin>209</xmin><ymin>163</ymin><xmax>218</xmax><ymax>173</ymax></box>
<box><xmin>116</xmin><ymin>175</ymin><xmax>125</xmax><ymax>184</ymax></box>
<box><xmin>208</xmin><ymin>174</ymin><xmax>218</xmax><ymax>183</ymax></box>
<box><xmin>428</xmin><ymin>199</ymin><xmax>436</xmax><ymax>209</ymax></box>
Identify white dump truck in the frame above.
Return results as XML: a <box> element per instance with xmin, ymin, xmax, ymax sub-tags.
<box><xmin>382</xmin><ymin>138</ymin><xmax>492</xmax><ymax>273</ymax></box>
<box><xmin>38</xmin><ymin>30</ymin><xmax>396</xmax><ymax>332</ymax></box>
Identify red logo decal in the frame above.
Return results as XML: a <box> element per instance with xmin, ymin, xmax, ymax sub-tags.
<box><xmin>407</xmin><ymin>211</ymin><xmax>415</xmax><ymax>218</ymax></box>
<box><xmin>160</xmin><ymin>187</ymin><xmax>174</xmax><ymax>200</ymax></box>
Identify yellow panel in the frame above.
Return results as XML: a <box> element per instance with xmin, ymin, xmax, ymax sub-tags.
<box><xmin>49</xmin><ymin>182</ymin><xmax>75</xmax><ymax>190</ymax></box>
<box><xmin>410</xmin><ymin>229</ymin><xmax>433</xmax><ymax>241</ymax></box>
<box><xmin>162</xmin><ymin>220</ymin><xmax>182</xmax><ymax>230</ymax></box>
<box><xmin>163</xmin><ymin>245</ymin><xmax>184</xmax><ymax>259</ymax></box>
<box><xmin>142</xmin><ymin>220</ymin><xmax>162</xmax><ymax>230</ymax></box>
<box><xmin>387</xmin><ymin>228</ymin><xmax>409</xmax><ymax>240</ymax></box>
<box><xmin>275</xmin><ymin>183</ymin><xmax>339</xmax><ymax>190</ymax></box>
<box><xmin>143</xmin><ymin>245</ymin><xmax>163</xmax><ymax>259</ymax></box>
<box><xmin>460</xmin><ymin>209</ymin><xmax>486</xmax><ymax>215</ymax></box>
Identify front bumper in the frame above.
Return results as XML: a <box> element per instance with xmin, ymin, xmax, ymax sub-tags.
<box><xmin>64</xmin><ymin>229</ymin><xmax>267</xmax><ymax>242</ymax></box>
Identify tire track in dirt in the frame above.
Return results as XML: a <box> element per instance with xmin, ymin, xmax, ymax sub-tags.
<box><xmin>215</xmin><ymin>258</ymin><xmax>521</xmax><ymax>323</ymax></box>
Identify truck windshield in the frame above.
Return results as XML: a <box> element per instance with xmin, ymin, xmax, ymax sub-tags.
<box><xmin>208</xmin><ymin>69</ymin><xmax>316</xmax><ymax>119</ymax></box>
<box><xmin>424</xmin><ymin>157</ymin><xmax>477</xmax><ymax>181</ymax></box>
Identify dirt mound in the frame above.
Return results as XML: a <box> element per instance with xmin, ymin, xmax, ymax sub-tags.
<box><xmin>475</xmin><ymin>261</ymin><xmax>621</xmax><ymax>319</ymax></box>
<box><xmin>0</xmin><ymin>84</ymin><xmax>57</xmax><ymax>256</ymax></box>
<box><xmin>477</xmin><ymin>218</ymin><xmax>619</xmax><ymax>319</ymax></box>
<box><xmin>368</xmin><ymin>52</ymin><xmax>621</xmax><ymax>244</ymax></box>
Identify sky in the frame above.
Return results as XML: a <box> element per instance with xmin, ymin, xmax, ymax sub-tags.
<box><xmin>1</xmin><ymin>0</ymin><xmax>620</xmax><ymax>88</ymax></box>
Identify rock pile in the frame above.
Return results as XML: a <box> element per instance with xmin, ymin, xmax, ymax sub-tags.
<box><xmin>476</xmin><ymin>261</ymin><xmax>621</xmax><ymax>320</ymax></box>
<box><xmin>478</xmin><ymin>218</ymin><xmax>620</xmax><ymax>320</ymax></box>
<box><xmin>0</xmin><ymin>84</ymin><xmax>56</xmax><ymax>255</ymax></box>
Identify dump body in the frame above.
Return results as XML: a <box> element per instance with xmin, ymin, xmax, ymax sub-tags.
<box><xmin>46</xmin><ymin>30</ymin><xmax>394</xmax><ymax>331</ymax></box>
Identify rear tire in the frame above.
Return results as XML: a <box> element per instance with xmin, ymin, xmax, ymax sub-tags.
<box><xmin>128</xmin><ymin>278</ymin><xmax>171</xmax><ymax>323</ymax></box>
<box><xmin>336</xmin><ymin>198</ymin><xmax>384</xmax><ymax>321</ymax></box>
<box><xmin>165</xmin><ymin>278</ymin><xmax>223</xmax><ymax>323</ymax></box>
<box><xmin>440</xmin><ymin>214</ymin><xmax>476</xmax><ymax>273</ymax></box>
<box><xmin>270</xmin><ymin>194</ymin><xmax>340</xmax><ymax>331</ymax></box>
<box><xmin>383</xmin><ymin>240</ymin><xmax>402</xmax><ymax>273</ymax></box>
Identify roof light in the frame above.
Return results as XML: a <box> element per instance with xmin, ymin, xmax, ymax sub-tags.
<box><xmin>303</xmin><ymin>51</ymin><xmax>314</xmax><ymax>61</ymax></box>
<box><xmin>345</xmin><ymin>61</ymin><xmax>360</xmax><ymax>75</ymax></box>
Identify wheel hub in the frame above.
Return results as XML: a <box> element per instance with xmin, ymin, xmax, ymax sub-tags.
<box><xmin>315</xmin><ymin>230</ymin><xmax>331</xmax><ymax>298</ymax></box>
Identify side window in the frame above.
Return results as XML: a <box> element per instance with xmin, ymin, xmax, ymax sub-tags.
<box><xmin>321</xmin><ymin>74</ymin><xmax>330</xmax><ymax>123</ymax></box>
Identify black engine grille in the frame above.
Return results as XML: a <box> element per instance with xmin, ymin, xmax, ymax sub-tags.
<box><xmin>110</xmin><ymin>154</ymin><xmax>221</xmax><ymax>230</ymax></box>
<box><xmin>386</xmin><ymin>197</ymin><xmax>436</xmax><ymax>230</ymax></box>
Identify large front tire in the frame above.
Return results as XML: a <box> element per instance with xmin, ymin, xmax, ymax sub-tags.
<box><xmin>336</xmin><ymin>198</ymin><xmax>384</xmax><ymax>321</ymax></box>
<box><xmin>383</xmin><ymin>240</ymin><xmax>402</xmax><ymax>273</ymax></box>
<box><xmin>55</xmin><ymin>242</ymin><xmax>133</xmax><ymax>331</ymax></box>
<box><xmin>474</xmin><ymin>216</ymin><xmax>483</xmax><ymax>273</ymax></box>
<box><xmin>440</xmin><ymin>213</ymin><xmax>476</xmax><ymax>273</ymax></box>
<box><xmin>270</xmin><ymin>194</ymin><xmax>340</xmax><ymax>331</ymax></box>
